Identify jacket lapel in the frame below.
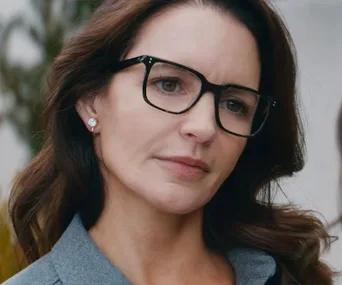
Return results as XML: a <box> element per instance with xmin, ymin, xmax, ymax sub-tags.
<box><xmin>50</xmin><ymin>215</ymin><xmax>277</xmax><ymax>285</ymax></box>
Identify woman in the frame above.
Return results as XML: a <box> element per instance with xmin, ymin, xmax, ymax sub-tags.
<box><xmin>330</xmin><ymin>104</ymin><xmax>342</xmax><ymax>229</ymax></box>
<box><xmin>4</xmin><ymin>0</ymin><xmax>335</xmax><ymax>284</ymax></box>
<box><xmin>338</xmin><ymin>104</ymin><xmax>342</xmax><ymax>225</ymax></box>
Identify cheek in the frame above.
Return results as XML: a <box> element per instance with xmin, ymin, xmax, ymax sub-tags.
<box><xmin>96</xmin><ymin>101</ymin><xmax>148</xmax><ymax>166</ymax></box>
<box><xmin>94</xmin><ymin>80</ymin><xmax>173</xmax><ymax>172</ymax></box>
<box><xmin>217</xmin><ymin>136</ymin><xmax>247</xmax><ymax>178</ymax></box>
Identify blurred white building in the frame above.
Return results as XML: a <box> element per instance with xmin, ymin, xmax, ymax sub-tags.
<box><xmin>0</xmin><ymin>0</ymin><xmax>341</xmax><ymax>281</ymax></box>
<box><xmin>275</xmin><ymin>0</ymin><xmax>342</xmax><ymax>278</ymax></box>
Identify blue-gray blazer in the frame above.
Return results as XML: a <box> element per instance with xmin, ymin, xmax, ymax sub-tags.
<box><xmin>2</xmin><ymin>215</ymin><xmax>277</xmax><ymax>285</ymax></box>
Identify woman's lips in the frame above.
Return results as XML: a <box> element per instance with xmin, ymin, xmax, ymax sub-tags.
<box><xmin>155</xmin><ymin>156</ymin><xmax>210</xmax><ymax>180</ymax></box>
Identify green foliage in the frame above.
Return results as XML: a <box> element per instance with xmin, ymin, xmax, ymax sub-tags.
<box><xmin>0</xmin><ymin>201</ymin><xmax>26</xmax><ymax>283</ymax></box>
<box><xmin>0</xmin><ymin>0</ymin><xmax>101</xmax><ymax>156</ymax></box>
<box><xmin>0</xmin><ymin>1</ymin><xmax>101</xmax><ymax>281</ymax></box>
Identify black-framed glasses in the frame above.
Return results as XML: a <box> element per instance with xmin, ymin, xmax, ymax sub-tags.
<box><xmin>111</xmin><ymin>55</ymin><xmax>276</xmax><ymax>137</ymax></box>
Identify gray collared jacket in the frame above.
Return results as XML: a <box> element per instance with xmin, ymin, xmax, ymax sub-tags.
<box><xmin>2</xmin><ymin>215</ymin><xmax>278</xmax><ymax>285</ymax></box>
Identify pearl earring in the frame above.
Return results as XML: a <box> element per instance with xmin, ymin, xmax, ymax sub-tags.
<box><xmin>87</xmin><ymin>118</ymin><xmax>97</xmax><ymax>132</ymax></box>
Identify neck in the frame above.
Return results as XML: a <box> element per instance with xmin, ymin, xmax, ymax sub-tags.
<box><xmin>88</xmin><ymin>183</ymin><xmax>233</xmax><ymax>285</ymax></box>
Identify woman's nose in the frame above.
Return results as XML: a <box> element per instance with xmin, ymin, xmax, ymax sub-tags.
<box><xmin>179</xmin><ymin>92</ymin><xmax>218</xmax><ymax>144</ymax></box>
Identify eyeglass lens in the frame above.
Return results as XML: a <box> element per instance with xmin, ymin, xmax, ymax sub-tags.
<box><xmin>145</xmin><ymin>61</ymin><xmax>269</xmax><ymax>136</ymax></box>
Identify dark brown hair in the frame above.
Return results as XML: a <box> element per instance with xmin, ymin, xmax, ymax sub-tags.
<box><xmin>9</xmin><ymin>0</ymin><xmax>336</xmax><ymax>284</ymax></box>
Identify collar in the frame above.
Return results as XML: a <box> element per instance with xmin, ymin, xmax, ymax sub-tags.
<box><xmin>50</xmin><ymin>215</ymin><xmax>276</xmax><ymax>285</ymax></box>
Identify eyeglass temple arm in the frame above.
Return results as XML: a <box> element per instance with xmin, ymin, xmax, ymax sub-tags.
<box><xmin>111</xmin><ymin>56</ymin><xmax>144</xmax><ymax>72</ymax></box>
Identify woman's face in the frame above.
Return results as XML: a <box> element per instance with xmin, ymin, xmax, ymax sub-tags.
<box><xmin>82</xmin><ymin>5</ymin><xmax>260</xmax><ymax>214</ymax></box>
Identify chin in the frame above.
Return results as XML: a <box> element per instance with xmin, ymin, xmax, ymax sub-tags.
<box><xmin>130</xmin><ymin>177</ymin><xmax>215</xmax><ymax>215</ymax></box>
<box><xmin>157</xmin><ymin>204</ymin><xmax>203</xmax><ymax>215</ymax></box>
<box><xmin>148</xmin><ymin>192</ymin><xmax>210</xmax><ymax>215</ymax></box>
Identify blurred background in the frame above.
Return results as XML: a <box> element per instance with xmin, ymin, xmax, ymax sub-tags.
<box><xmin>0</xmin><ymin>0</ymin><xmax>341</xmax><ymax>283</ymax></box>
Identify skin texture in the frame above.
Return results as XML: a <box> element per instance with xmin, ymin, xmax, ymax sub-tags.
<box><xmin>76</xmin><ymin>4</ymin><xmax>260</xmax><ymax>285</ymax></box>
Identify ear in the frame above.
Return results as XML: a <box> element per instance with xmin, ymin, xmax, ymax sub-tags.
<box><xmin>75</xmin><ymin>96</ymin><xmax>101</xmax><ymax>134</ymax></box>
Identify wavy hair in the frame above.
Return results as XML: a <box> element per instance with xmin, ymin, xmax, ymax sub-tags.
<box><xmin>9</xmin><ymin>0</ymin><xmax>335</xmax><ymax>284</ymax></box>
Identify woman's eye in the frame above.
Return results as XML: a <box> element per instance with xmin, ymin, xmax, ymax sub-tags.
<box><xmin>155</xmin><ymin>79</ymin><xmax>180</xmax><ymax>93</ymax></box>
<box><xmin>222</xmin><ymin>100</ymin><xmax>247</xmax><ymax>115</ymax></box>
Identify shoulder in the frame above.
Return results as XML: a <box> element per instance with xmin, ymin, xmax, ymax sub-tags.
<box><xmin>1</xmin><ymin>254</ymin><xmax>61</xmax><ymax>285</ymax></box>
<box><xmin>227</xmin><ymin>248</ymin><xmax>278</xmax><ymax>285</ymax></box>
<box><xmin>228</xmin><ymin>247</ymin><xmax>277</xmax><ymax>273</ymax></box>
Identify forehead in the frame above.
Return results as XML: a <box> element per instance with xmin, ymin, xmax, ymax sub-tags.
<box><xmin>125</xmin><ymin>4</ymin><xmax>261</xmax><ymax>89</ymax></box>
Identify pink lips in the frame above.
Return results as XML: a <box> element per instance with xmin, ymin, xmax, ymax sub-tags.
<box><xmin>155</xmin><ymin>156</ymin><xmax>210</xmax><ymax>180</ymax></box>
